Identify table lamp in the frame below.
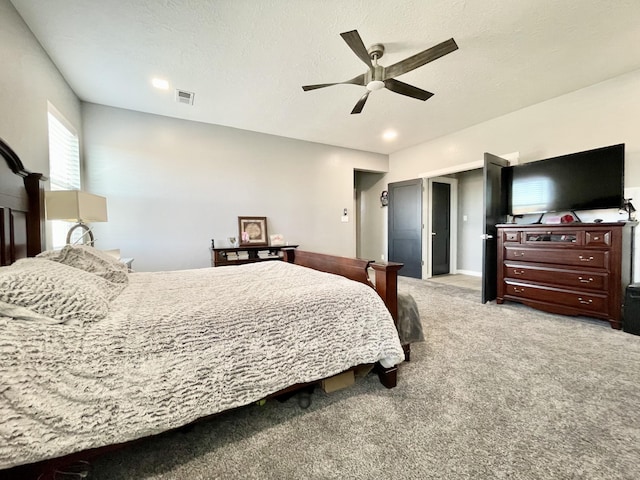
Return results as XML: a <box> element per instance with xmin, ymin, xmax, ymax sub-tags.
<box><xmin>45</xmin><ymin>190</ymin><xmax>108</xmax><ymax>246</ymax></box>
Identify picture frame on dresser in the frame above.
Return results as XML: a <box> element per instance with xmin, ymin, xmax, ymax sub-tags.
<box><xmin>238</xmin><ymin>216</ymin><xmax>268</xmax><ymax>246</ymax></box>
<box><xmin>270</xmin><ymin>233</ymin><xmax>285</xmax><ymax>246</ymax></box>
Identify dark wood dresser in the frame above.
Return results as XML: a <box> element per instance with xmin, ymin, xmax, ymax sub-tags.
<box><xmin>497</xmin><ymin>222</ymin><xmax>635</xmax><ymax>329</ymax></box>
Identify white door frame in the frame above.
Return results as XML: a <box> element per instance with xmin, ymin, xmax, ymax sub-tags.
<box><xmin>424</xmin><ymin>176</ymin><xmax>458</xmax><ymax>279</ymax></box>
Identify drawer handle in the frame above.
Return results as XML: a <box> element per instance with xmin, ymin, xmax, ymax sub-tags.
<box><xmin>578</xmin><ymin>255</ymin><xmax>594</xmax><ymax>262</ymax></box>
<box><xmin>513</xmin><ymin>269</ymin><xmax>525</xmax><ymax>276</ymax></box>
<box><xmin>577</xmin><ymin>297</ymin><xmax>593</xmax><ymax>305</ymax></box>
<box><xmin>578</xmin><ymin>276</ymin><xmax>594</xmax><ymax>283</ymax></box>
<box><xmin>593</xmin><ymin>236</ymin><xmax>600</xmax><ymax>241</ymax></box>
<box><xmin>513</xmin><ymin>287</ymin><xmax>525</xmax><ymax>293</ymax></box>
<box><xmin>513</xmin><ymin>251</ymin><xmax>525</xmax><ymax>257</ymax></box>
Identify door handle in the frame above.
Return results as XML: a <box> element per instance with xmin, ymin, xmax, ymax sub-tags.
<box><xmin>480</xmin><ymin>234</ymin><xmax>494</xmax><ymax>240</ymax></box>
<box><xmin>431</xmin><ymin>232</ymin><xmax>436</xmax><ymax>236</ymax></box>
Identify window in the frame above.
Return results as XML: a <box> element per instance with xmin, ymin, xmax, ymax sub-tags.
<box><xmin>47</xmin><ymin>104</ymin><xmax>81</xmax><ymax>249</ymax></box>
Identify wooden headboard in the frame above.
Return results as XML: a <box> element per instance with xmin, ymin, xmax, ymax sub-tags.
<box><xmin>0</xmin><ymin>137</ymin><xmax>46</xmax><ymax>265</ymax></box>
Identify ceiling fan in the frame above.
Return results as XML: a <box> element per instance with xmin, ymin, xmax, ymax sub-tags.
<box><xmin>302</xmin><ymin>30</ymin><xmax>458</xmax><ymax>114</ymax></box>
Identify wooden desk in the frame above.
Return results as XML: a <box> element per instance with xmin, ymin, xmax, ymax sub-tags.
<box><xmin>210</xmin><ymin>245</ymin><xmax>298</xmax><ymax>267</ymax></box>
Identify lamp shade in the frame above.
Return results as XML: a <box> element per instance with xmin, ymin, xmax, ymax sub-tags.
<box><xmin>45</xmin><ymin>190</ymin><xmax>108</xmax><ymax>222</ymax></box>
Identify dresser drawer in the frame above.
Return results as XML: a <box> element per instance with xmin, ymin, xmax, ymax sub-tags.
<box><xmin>504</xmin><ymin>282</ymin><xmax>608</xmax><ymax>315</ymax></box>
<box><xmin>504</xmin><ymin>264</ymin><xmax>608</xmax><ymax>291</ymax></box>
<box><xmin>585</xmin><ymin>230</ymin><xmax>611</xmax><ymax>246</ymax></box>
<box><xmin>504</xmin><ymin>247</ymin><xmax>608</xmax><ymax>269</ymax></box>
<box><xmin>503</xmin><ymin>231</ymin><xmax>520</xmax><ymax>242</ymax></box>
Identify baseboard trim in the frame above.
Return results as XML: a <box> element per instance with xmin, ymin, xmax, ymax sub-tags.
<box><xmin>455</xmin><ymin>269</ymin><xmax>482</xmax><ymax>277</ymax></box>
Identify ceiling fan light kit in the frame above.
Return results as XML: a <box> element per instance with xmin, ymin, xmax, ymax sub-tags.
<box><xmin>302</xmin><ymin>30</ymin><xmax>458</xmax><ymax>114</ymax></box>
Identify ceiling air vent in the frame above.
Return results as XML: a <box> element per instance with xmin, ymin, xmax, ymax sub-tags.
<box><xmin>175</xmin><ymin>89</ymin><xmax>195</xmax><ymax>105</ymax></box>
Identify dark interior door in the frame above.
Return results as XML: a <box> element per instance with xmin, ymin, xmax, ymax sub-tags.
<box><xmin>431</xmin><ymin>182</ymin><xmax>451</xmax><ymax>275</ymax></box>
<box><xmin>388</xmin><ymin>179</ymin><xmax>422</xmax><ymax>278</ymax></box>
<box><xmin>482</xmin><ymin>153</ymin><xmax>509</xmax><ymax>303</ymax></box>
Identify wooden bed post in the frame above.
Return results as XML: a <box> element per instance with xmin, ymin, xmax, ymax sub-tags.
<box><xmin>24</xmin><ymin>172</ymin><xmax>46</xmax><ymax>256</ymax></box>
<box><xmin>370</xmin><ymin>262</ymin><xmax>412</xmax><ymax>362</ymax></box>
<box><xmin>370</xmin><ymin>262</ymin><xmax>406</xmax><ymax>387</ymax></box>
<box><xmin>282</xmin><ymin>247</ymin><xmax>296</xmax><ymax>263</ymax></box>
<box><xmin>370</xmin><ymin>262</ymin><xmax>403</xmax><ymax>322</ymax></box>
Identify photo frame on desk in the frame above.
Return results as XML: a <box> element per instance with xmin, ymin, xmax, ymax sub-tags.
<box><xmin>238</xmin><ymin>216</ymin><xmax>268</xmax><ymax>246</ymax></box>
<box><xmin>270</xmin><ymin>233</ymin><xmax>285</xmax><ymax>246</ymax></box>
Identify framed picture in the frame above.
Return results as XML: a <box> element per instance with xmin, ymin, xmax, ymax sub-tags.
<box><xmin>238</xmin><ymin>216</ymin><xmax>268</xmax><ymax>246</ymax></box>
<box><xmin>269</xmin><ymin>233</ymin><xmax>285</xmax><ymax>246</ymax></box>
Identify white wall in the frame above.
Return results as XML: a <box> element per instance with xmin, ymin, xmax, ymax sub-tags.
<box><xmin>0</xmin><ymin>0</ymin><xmax>81</xmax><ymax>177</ymax></box>
<box><xmin>456</xmin><ymin>169</ymin><xmax>483</xmax><ymax>274</ymax></box>
<box><xmin>355</xmin><ymin>171</ymin><xmax>386</xmax><ymax>261</ymax></box>
<box><xmin>82</xmin><ymin>104</ymin><xmax>388</xmax><ymax>271</ymax></box>
<box><xmin>364</xmin><ymin>68</ymin><xmax>640</xmax><ymax>264</ymax></box>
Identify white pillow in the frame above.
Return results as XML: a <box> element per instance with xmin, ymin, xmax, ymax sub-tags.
<box><xmin>37</xmin><ymin>245</ymin><xmax>129</xmax><ymax>285</ymax></box>
<box><xmin>0</xmin><ymin>258</ymin><xmax>117</xmax><ymax>325</ymax></box>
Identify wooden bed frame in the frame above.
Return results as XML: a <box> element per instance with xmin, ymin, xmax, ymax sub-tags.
<box><xmin>0</xmin><ymin>137</ymin><xmax>405</xmax><ymax>479</ymax></box>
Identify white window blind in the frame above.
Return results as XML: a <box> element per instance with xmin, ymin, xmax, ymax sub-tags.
<box><xmin>47</xmin><ymin>107</ymin><xmax>81</xmax><ymax>248</ymax></box>
<box><xmin>48</xmin><ymin>111</ymin><xmax>80</xmax><ymax>191</ymax></box>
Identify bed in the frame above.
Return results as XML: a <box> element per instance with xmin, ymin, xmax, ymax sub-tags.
<box><xmin>0</xmin><ymin>137</ymin><xmax>406</xmax><ymax>477</ymax></box>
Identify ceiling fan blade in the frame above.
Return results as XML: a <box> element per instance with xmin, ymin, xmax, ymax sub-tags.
<box><xmin>302</xmin><ymin>83</ymin><xmax>339</xmax><ymax>91</ymax></box>
<box><xmin>340</xmin><ymin>30</ymin><xmax>373</xmax><ymax>68</ymax></box>
<box><xmin>302</xmin><ymin>73</ymin><xmax>365</xmax><ymax>91</ymax></box>
<box><xmin>351</xmin><ymin>91</ymin><xmax>370</xmax><ymax>114</ymax></box>
<box><xmin>384</xmin><ymin>78</ymin><xmax>434</xmax><ymax>101</ymax></box>
<box><xmin>384</xmin><ymin>38</ymin><xmax>458</xmax><ymax>79</ymax></box>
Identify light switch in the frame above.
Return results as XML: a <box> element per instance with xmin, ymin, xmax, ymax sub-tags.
<box><xmin>463</xmin><ymin>215</ymin><xmax>468</xmax><ymax>221</ymax></box>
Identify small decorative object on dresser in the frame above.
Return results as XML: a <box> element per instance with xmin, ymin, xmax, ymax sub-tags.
<box><xmin>238</xmin><ymin>216</ymin><xmax>268</xmax><ymax>246</ymax></box>
<box><xmin>270</xmin><ymin>233</ymin><xmax>285</xmax><ymax>246</ymax></box>
<box><xmin>496</xmin><ymin>222</ymin><xmax>636</xmax><ymax>329</ymax></box>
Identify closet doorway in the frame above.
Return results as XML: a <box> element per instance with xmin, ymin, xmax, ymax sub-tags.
<box><xmin>426</xmin><ymin>177</ymin><xmax>458</xmax><ymax>278</ymax></box>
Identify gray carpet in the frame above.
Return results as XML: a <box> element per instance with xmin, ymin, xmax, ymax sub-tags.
<box><xmin>90</xmin><ymin>278</ymin><xmax>640</xmax><ymax>479</ymax></box>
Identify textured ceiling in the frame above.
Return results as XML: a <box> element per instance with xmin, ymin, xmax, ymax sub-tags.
<box><xmin>10</xmin><ymin>0</ymin><xmax>640</xmax><ymax>154</ymax></box>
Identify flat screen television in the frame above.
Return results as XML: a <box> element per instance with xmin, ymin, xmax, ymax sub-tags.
<box><xmin>506</xmin><ymin>144</ymin><xmax>625</xmax><ymax>216</ymax></box>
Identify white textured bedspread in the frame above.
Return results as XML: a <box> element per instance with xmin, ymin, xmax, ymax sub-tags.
<box><xmin>0</xmin><ymin>261</ymin><xmax>403</xmax><ymax>468</ymax></box>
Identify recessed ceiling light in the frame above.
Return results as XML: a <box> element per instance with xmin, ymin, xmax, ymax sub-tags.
<box><xmin>382</xmin><ymin>130</ymin><xmax>398</xmax><ymax>141</ymax></box>
<box><xmin>152</xmin><ymin>78</ymin><xmax>169</xmax><ymax>90</ymax></box>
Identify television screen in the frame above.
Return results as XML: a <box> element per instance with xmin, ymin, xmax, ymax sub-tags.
<box><xmin>507</xmin><ymin>144</ymin><xmax>624</xmax><ymax>216</ymax></box>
